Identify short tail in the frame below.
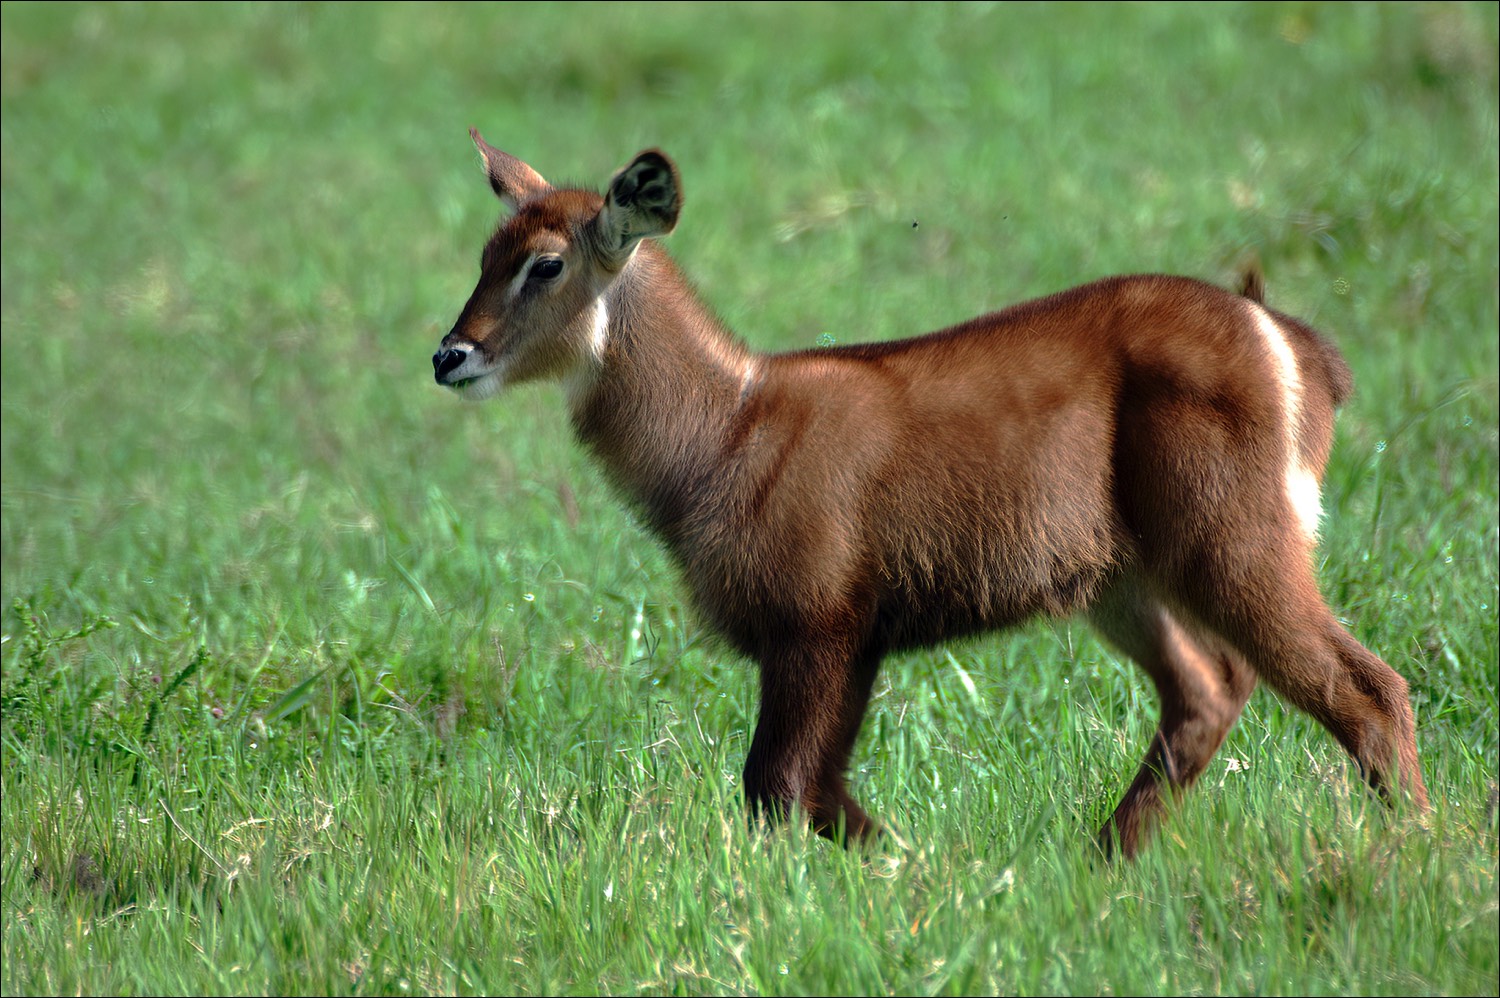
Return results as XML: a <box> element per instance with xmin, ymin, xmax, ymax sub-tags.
<box><xmin>1245</xmin><ymin>257</ymin><xmax>1355</xmax><ymax>409</ymax></box>
<box><xmin>1238</xmin><ymin>258</ymin><xmax>1266</xmax><ymax>304</ymax></box>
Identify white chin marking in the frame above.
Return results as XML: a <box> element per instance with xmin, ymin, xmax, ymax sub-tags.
<box><xmin>456</xmin><ymin>368</ymin><xmax>505</xmax><ymax>401</ymax></box>
<box><xmin>1249</xmin><ymin>302</ymin><xmax>1321</xmax><ymax>541</ymax></box>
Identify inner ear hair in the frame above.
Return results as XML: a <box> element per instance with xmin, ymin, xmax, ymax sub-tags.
<box><xmin>596</xmin><ymin>150</ymin><xmax>682</xmax><ymax>256</ymax></box>
<box><xmin>616</xmin><ymin>153</ymin><xmax>676</xmax><ymax>210</ymax></box>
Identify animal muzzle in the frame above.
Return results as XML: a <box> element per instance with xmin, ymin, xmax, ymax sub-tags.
<box><xmin>432</xmin><ymin>343</ymin><xmax>473</xmax><ymax>385</ymax></box>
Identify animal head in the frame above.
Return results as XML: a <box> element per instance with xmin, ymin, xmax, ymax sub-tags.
<box><xmin>432</xmin><ymin>131</ymin><xmax>682</xmax><ymax>400</ymax></box>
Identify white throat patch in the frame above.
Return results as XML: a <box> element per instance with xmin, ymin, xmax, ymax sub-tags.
<box><xmin>565</xmin><ymin>297</ymin><xmax>610</xmax><ymax>409</ymax></box>
<box><xmin>588</xmin><ymin>297</ymin><xmax>610</xmax><ymax>363</ymax></box>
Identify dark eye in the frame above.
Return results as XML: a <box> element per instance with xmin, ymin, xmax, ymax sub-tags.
<box><xmin>529</xmin><ymin>257</ymin><xmax>564</xmax><ymax>282</ymax></box>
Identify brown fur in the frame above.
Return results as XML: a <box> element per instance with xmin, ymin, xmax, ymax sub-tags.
<box><xmin>433</xmin><ymin>137</ymin><xmax>1429</xmax><ymax>857</ymax></box>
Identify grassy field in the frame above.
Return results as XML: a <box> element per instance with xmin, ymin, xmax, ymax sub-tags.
<box><xmin>2</xmin><ymin>2</ymin><xmax>1496</xmax><ymax>994</ymax></box>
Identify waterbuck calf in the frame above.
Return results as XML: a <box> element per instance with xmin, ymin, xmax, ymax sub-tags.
<box><xmin>431</xmin><ymin>133</ymin><xmax>1429</xmax><ymax>857</ymax></box>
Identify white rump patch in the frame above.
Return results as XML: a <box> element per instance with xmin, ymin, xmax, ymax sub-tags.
<box><xmin>1249</xmin><ymin>303</ymin><xmax>1322</xmax><ymax>540</ymax></box>
<box><xmin>1286</xmin><ymin>465</ymin><xmax>1323</xmax><ymax>541</ymax></box>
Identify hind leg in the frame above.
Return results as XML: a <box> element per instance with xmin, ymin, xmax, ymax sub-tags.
<box><xmin>1170</xmin><ymin>544</ymin><xmax>1429</xmax><ymax>814</ymax></box>
<box><xmin>1089</xmin><ymin>583</ymin><xmax>1258</xmax><ymax>858</ymax></box>
<box><xmin>1112</xmin><ymin>355</ymin><xmax>1428</xmax><ymax>839</ymax></box>
<box><xmin>1322</xmin><ymin>623</ymin><xmax>1428</xmax><ymax>806</ymax></box>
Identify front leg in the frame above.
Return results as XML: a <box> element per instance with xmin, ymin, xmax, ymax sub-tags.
<box><xmin>742</xmin><ymin>640</ymin><xmax>882</xmax><ymax>842</ymax></box>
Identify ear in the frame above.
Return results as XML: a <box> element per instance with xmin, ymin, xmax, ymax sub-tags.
<box><xmin>470</xmin><ymin>127</ymin><xmax>550</xmax><ymax>211</ymax></box>
<box><xmin>593</xmin><ymin>150</ymin><xmax>682</xmax><ymax>262</ymax></box>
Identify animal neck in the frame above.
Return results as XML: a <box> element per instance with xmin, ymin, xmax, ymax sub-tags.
<box><xmin>567</xmin><ymin>245</ymin><xmax>757</xmax><ymax>534</ymax></box>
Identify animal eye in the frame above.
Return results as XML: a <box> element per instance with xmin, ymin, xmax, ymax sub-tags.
<box><xmin>530</xmin><ymin>257</ymin><xmax>564</xmax><ymax>281</ymax></box>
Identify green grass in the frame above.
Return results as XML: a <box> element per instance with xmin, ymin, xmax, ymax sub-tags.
<box><xmin>2</xmin><ymin>2</ymin><xmax>1496</xmax><ymax>994</ymax></box>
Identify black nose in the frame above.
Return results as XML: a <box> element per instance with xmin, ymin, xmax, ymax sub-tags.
<box><xmin>433</xmin><ymin>348</ymin><xmax>468</xmax><ymax>383</ymax></box>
